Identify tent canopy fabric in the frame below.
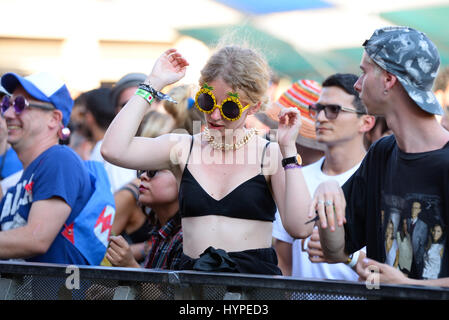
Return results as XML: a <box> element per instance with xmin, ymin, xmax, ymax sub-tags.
<box><xmin>213</xmin><ymin>0</ymin><xmax>333</xmax><ymax>14</ymax></box>
<box><xmin>177</xmin><ymin>1</ymin><xmax>449</xmax><ymax>82</ymax></box>
<box><xmin>380</xmin><ymin>5</ymin><xmax>449</xmax><ymax>65</ymax></box>
<box><xmin>178</xmin><ymin>24</ymin><xmax>321</xmax><ymax>80</ymax></box>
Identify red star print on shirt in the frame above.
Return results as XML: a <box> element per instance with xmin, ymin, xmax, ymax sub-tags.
<box><xmin>62</xmin><ymin>222</ymin><xmax>75</xmax><ymax>244</ymax></box>
<box><xmin>24</xmin><ymin>181</ymin><xmax>34</xmax><ymax>194</ymax></box>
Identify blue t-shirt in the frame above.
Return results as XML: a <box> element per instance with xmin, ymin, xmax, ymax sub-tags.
<box><xmin>0</xmin><ymin>147</ymin><xmax>22</xmax><ymax>179</ymax></box>
<box><xmin>0</xmin><ymin>145</ymin><xmax>93</xmax><ymax>264</ymax></box>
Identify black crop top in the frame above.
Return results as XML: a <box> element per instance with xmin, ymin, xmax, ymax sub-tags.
<box><xmin>178</xmin><ymin>136</ymin><xmax>277</xmax><ymax>222</ymax></box>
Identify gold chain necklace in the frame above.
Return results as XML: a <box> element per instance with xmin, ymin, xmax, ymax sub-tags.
<box><xmin>203</xmin><ymin>127</ymin><xmax>258</xmax><ymax>151</ymax></box>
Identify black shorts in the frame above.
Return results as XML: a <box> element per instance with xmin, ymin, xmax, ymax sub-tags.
<box><xmin>176</xmin><ymin>246</ymin><xmax>282</xmax><ymax>275</ymax></box>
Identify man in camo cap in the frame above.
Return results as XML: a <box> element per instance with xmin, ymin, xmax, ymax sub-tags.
<box><xmin>361</xmin><ymin>26</ymin><xmax>442</xmax><ymax>115</ymax></box>
<box><xmin>307</xmin><ymin>26</ymin><xmax>449</xmax><ymax>288</ymax></box>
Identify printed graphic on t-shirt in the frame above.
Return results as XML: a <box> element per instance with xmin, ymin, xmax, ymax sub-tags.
<box><xmin>0</xmin><ymin>174</ymin><xmax>34</xmax><ymax>230</ymax></box>
<box><xmin>382</xmin><ymin>193</ymin><xmax>445</xmax><ymax>280</ymax></box>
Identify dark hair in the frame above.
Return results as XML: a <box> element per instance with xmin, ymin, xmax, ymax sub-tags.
<box><xmin>426</xmin><ymin>223</ymin><xmax>445</xmax><ymax>251</ymax></box>
<box><xmin>322</xmin><ymin>73</ymin><xmax>367</xmax><ymax>114</ymax></box>
<box><xmin>84</xmin><ymin>87</ymin><xmax>115</xmax><ymax>130</ymax></box>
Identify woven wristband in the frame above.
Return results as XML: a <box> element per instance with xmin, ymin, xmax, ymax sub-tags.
<box><xmin>135</xmin><ymin>88</ymin><xmax>154</xmax><ymax>105</ymax></box>
<box><xmin>284</xmin><ymin>163</ymin><xmax>302</xmax><ymax>170</ymax></box>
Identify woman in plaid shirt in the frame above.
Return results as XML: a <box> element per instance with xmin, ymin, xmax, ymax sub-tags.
<box><xmin>106</xmin><ymin>169</ymin><xmax>182</xmax><ymax>269</ymax></box>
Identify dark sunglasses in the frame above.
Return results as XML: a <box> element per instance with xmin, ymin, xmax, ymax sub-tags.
<box><xmin>195</xmin><ymin>84</ymin><xmax>250</xmax><ymax>121</ymax></box>
<box><xmin>137</xmin><ymin>169</ymin><xmax>158</xmax><ymax>179</ymax></box>
<box><xmin>1</xmin><ymin>95</ymin><xmax>55</xmax><ymax>115</ymax></box>
<box><xmin>309</xmin><ymin>103</ymin><xmax>365</xmax><ymax>120</ymax></box>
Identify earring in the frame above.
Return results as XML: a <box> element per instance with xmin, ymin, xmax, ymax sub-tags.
<box><xmin>384</xmin><ymin>90</ymin><xmax>389</xmax><ymax>95</ymax></box>
<box><xmin>59</xmin><ymin>127</ymin><xmax>71</xmax><ymax>140</ymax></box>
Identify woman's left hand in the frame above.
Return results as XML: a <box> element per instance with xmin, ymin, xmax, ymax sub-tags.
<box><xmin>277</xmin><ymin>107</ymin><xmax>302</xmax><ymax>151</ymax></box>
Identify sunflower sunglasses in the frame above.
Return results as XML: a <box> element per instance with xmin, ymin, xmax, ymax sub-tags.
<box><xmin>194</xmin><ymin>83</ymin><xmax>250</xmax><ymax>121</ymax></box>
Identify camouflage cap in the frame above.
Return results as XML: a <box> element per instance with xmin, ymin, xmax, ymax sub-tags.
<box><xmin>363</xmin><ymin>26</ymin><xmax>443</xmax><ymax>115</ymax></box>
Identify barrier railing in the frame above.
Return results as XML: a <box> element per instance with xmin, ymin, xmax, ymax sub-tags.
<box><xmin>0</xmin><ymin>261</ymin><xmax>448</xmax><ymax>300</ymax></box>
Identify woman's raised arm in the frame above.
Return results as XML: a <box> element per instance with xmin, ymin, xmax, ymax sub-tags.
<box><xmin>101</xmin><ymin>49</ymin><xmax>189</xmax><ymax>170</ymax></box>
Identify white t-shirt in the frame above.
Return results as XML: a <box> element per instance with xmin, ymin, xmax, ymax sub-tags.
<box><xmin>90</xmin><ymin>140</ymin><xmax>136</xmax><ymax>193</ymax></box>
<box><xmin>272</xmin><ymin>157</ymin><xmax>364</xmax><ymax>280</ymax></box>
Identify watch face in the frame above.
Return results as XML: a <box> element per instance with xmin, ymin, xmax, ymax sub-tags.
<box><xmin>296</xmin><ymin>154</ymin><xmax>303</xmax><ymax>166</ymax></box>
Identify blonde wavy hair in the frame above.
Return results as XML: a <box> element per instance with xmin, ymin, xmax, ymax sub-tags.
<box><xmin>199</xmin><ymin>45</ymin><xmax>271</xmax><ymax>112</ymax></box>
<box><xmin>138</xmin><ymin>110</ymin><xmax>175</xmax><ymax>138</ymax></box>
<box><xmin>163</xmin><ymin>84</ymin><xmax>205</xmax><ymax>134</ymax></box>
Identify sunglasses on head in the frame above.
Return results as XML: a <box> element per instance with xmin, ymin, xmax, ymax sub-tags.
<box><xmin>195</xmin><ymin>83</ymin><xmax>250</xmax><ymax>121</ymax></box>
<box><xmin>137</xmin><ymin>169</ymin><xmax>158</xmax><ymax>179</ymax></box>
<box><xmin>1</xmin><ymin>95</ymin><xmax>55</xmax><ymax>115</ymax></box>
<box><xmin>309</xmin><ymin>103</ymin><xmax>366</xmax><ymax>120</ymax></box>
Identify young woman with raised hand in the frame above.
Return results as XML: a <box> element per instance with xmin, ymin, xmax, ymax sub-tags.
<box><xmin>101</xmin><ymin>47</ymin><xmax>312</xmax><ymax>275</ymax></box>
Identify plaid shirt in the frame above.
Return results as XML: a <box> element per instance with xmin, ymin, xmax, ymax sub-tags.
<box><xmin>143</xmin><ymin>211</ymin><xmax>183</xmax><ymax>269</ymax></box>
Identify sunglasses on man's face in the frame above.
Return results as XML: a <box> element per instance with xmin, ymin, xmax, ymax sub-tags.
<box><xmin>309</xmin><ymin>103</ymin><xmax>366</xmax><ymax>120</ymax></box>
<box><xmin>195</xmin><ymin>84</ymin><xmax>250</xmax><ymax>121</ymax></box>
<box><xmin>137</xmin><ymin>169</ymin><xmax>158</xmax><ymax>179</ymax></box>
<box><xmin>1</xmin><ymin>95</ymin><xmax>55</xmax><ymax>115</ymax></box>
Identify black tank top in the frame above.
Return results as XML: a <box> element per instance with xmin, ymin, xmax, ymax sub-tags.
<box><xmin>178</xmin><ymin>136</ymin><xmax>277</xmax><ymax>221</ymax></box>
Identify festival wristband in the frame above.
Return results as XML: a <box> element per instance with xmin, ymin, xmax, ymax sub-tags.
<box><xmin>135</xmin><ymin>88</ymin><xmax>154</xmax><ymax>105</ymax></box>
<box><xmin>139</xmin><ymin>82</ymin><xmax>177</xmax><ymax>104</ymax></box>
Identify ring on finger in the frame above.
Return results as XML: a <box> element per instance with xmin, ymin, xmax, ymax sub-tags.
<box><xmin>324</xmin><ymin>200</ymin><xmax>333</xmax><ymax>206</ymax></box>
<box><xmin>317</xmin><ymin>200</ymin><xmax>324</xmax><ymax>205</ymax></box>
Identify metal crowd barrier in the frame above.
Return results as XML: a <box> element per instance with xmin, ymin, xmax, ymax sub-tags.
<box><xmin>0</xmin><ymin>261</ymin><xmax>448</xmax><ymax>300</ymax></box>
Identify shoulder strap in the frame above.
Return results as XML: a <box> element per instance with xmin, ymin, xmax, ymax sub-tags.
<box><xmin>185</xmin><ymin>135</ymin><xmax>194</xmax><ymax>168</ymax></box>
<box><xmin>261</xmin><ymin>141</ymin><xmax>271</xmax><ymax>170</ymax></box>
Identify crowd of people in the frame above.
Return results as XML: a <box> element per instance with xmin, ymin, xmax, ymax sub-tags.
<box><xmin>0</xmin><ymin>25</ymin><xmax>448</xmax><ymax>293</ymax></box>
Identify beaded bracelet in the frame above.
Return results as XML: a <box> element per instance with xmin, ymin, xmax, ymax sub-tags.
<box><xmin>284</xmin><ymin>163</ymin><xmax>302</xmax><ymax>170</ymax></box>
<box><xmin>135</xmin><ymin>88</ymin><xmax>154</xmax><ymax>105</ymax></box>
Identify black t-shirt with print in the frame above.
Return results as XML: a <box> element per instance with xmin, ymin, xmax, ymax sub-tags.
<box><xmin>342</xmin><ymin>134</ymin><xmax>449</xmax><ymax>280</ymax></box>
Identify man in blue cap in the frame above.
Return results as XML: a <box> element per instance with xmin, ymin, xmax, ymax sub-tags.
<box><xmin>306</xmin><ymin>26</ymin><xmax>449</xmax><ymax>287</ymax></box>
<box><xmin>0</xmin><ymin>72</ymin><xmax>113</xmax><ymax>265</ymax></box>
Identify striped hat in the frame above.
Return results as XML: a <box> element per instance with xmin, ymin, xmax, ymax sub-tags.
<box><xmin>256</xmin><ymin>79</ymin><xmax>326</xmax><ymax>150</ymax></box>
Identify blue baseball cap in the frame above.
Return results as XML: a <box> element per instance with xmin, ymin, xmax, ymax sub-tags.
<box><xmin>1</xmin><ymin>72</ymin><xmax>74</xmax><ymax>126</ymax></box>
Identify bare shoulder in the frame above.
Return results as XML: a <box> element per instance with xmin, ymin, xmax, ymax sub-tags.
<box><xmin>256</xmin><ymin>136</ymin><xmax>281</xmax><ymax>176</ymax></box>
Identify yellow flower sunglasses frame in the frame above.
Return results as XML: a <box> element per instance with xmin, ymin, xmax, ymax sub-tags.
<box><xmin>194</xmin><ymin>83</ymin><xmax>250</xmax><ymax>121</ymax></box>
